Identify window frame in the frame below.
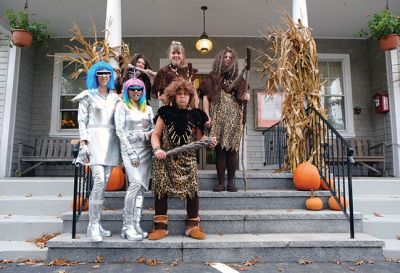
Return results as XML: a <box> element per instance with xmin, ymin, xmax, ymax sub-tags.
<box><xmin>318</xmin><ymin>53</ymin><xmax>355</xmax><ymax>138</ymax></box>
<box><xmin>50</xmin><ymin>53</ymin><xmax>81</xmax><ymax>137</ymax></box>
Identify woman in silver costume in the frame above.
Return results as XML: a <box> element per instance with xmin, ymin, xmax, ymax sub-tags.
<box><xmin>72</xmin><ymin>61</ymin><xmax>121</xmax><ymax>242</ymax></box>
<box><xmin>115</xmin><ymin>77</ymin><xmax>154</xmax><ymax>241</ymax></box>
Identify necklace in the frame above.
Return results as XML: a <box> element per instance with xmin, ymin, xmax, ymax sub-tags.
<box><xmin>169</xmin><ymin>63</ymin><xmax>180</xmax><ymax>76</ymax></box>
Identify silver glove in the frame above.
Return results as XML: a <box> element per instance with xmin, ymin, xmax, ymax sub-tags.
<box><xmin>76</xmin><ymin>144</ymin><xmax>90</xmax><ymax>166</ymax></box>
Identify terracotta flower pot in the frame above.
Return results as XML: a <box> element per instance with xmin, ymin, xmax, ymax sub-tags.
<box><xmin>11</xmin><ymin>29</ymin><xmax>33</xmax><ymax>48</ymax></box>
<box><xmin>379</xmin><ymin>34</ymin><xmax>399</xmax><ymax>51</ymax></box>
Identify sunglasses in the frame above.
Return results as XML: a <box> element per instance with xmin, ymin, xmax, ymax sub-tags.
<box><xmin>96</xmin><ymin>71</ymin><xmax>112</xmax><ymax>77</ymax></box>
<box><xmin>128</xmin><ymin>85</ymin><xmax>144</xmax><ymax>92</ymax></box>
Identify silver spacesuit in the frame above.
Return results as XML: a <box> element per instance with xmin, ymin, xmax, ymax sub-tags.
<box><xmin>115</xmin><ymin>102</ymin><xmax>154</xmax><ymax>240</ymax></box>
<box><xmin>72</xmin><ymin>89</ymin><xmax>121</xmax><ymax>242</ymax></box>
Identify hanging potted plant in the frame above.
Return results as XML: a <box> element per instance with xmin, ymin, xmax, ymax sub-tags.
<box><xmin>4</xmin><ymin>8</ymin><xmax>54</xmax><ymax>48</ymax></box>
<box><xmin>361</xmin><ymin>9</ymin><xmax>400</xmax><ymax>51</ymax></box>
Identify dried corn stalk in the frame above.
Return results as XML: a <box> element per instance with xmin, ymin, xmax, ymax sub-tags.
<box><xmin>258</xmin><ymin>13</ymin><xmax>326</xmax><ymax>173</ymax></box>
<box><xmin>54</xmin><ymin>18</ymin><xmax>131</xmax><ymax>79</ymax></box>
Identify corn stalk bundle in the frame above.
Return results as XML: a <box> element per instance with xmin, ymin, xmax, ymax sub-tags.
<box><xmin>258</xmin><ymin>13</ymin><xmax>326</xmax><ymax>173</ymax></box>
<box><xmin>57</xmin><ymin>19</ymin><xmax>131</xmax><ymax>79</ymax></box>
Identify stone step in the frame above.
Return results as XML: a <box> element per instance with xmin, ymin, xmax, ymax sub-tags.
<box><xmin>352</xmin><ymin>177</ymin><xmax>400</xmax><ymax>195</ymax></box>
<box><xmin>195</xmin><ymin>171</ymin><xmax>293</xmax><ymax>190</ymax></box>
<box><xmin>0</xmin><ymin>241</ymin><xmax>46</xmax><ymax>260</ymax></box>
<box><xmin>47</xmin><ymin>232</ymin><xmax>384</xmax><ymax>263</ymax></box>
<box><xmin>0</xmin><ymin>215</ymin><xmax>62</xmax><ymax>240</ymax></box>
<box><xmin>62</xmin><ymin>209</ymin><xmax>363</xmax><ymax>235</ymax></box>
<box><xmin>105</xmin><ymin>190</ymin><xmax>333</xmax><ymax>210</ymax></box>
<box><xmin>0</xmin><ymin>177</ymin><xmax>73</xmax><ymax>196</ymax></box>
<box><xmin>353</xmin><ymin>195</ymin><xmax>400</xmax><ymax>215</ymax></box>
<box><xmin>363</xmin><ymin>214</ymin><xmax>400</xmax><ymax>239</ymax></box>
<box><xmin>0</xmin><ymin>196</ymin><xmax>72</xmax><ymax>216</ymax></box>
<box><xmin>383</xmin><ymin>239</ymin><xmax>400</xmax><ymax>259</ymax></box>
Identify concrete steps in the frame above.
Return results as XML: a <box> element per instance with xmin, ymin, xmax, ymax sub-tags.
<box><xmin>62</xmin><ymin>209</ymin><xmax>363</xmax><ymax>235</ymax></box>
<box><xmin>48</xmin><ymin>172</ymin><xmax>385</xmax><ymax>263</ymax></box>
<box><xmin>0</xmin><ymin>215</ymin><xmax>62</xmax><ymax>240</ymax></box>
<box><xmin>47</xmin><ymin>233</ymin><xmax>384</xmax><ymax>263</ymax></box>
<box><xmin>0</xmin><ymin>241</ymin><xmax>47</xmax><ymax>260</ymax></box>
<box><xmin>1</xmin><ymin>173</ymin><xmax>387</xmax><ymax>262</ymax></box>
<box><xmin>0</xmin><ymin>196</ymin><xmax>72</xmax><ymax>216</ymax></box>
<box><xmin>363</xmin><ymin>214</ymin><xmax>400</xmax><ymax>239</ymax></box>
<box><xmin>353</xmin><ymin>195</ymin><xmax>400</xmax><ymax>215</ymax></box>
<box><xmin>352</xmin><ymin>177</ymin><xmax>400</xmax><ymax>258</ymax></box>
<box><xmin>105</xmin><ymin>190</ymin><xmax>333</xmax><ymax>210</ymax></box>
<box><xmin>0</xmin><ymin>177</ymin><xmax>73</xmax><ymax>260</ymax></box>
<box><xmin>0</xmin><ymin>177</ymin><xmax>73</xmax><ymax>196</ymax></box>
<box><xmin>384</xmin><ymin>239</ymin><xmax>400</xmax><ymax>259</ymax></box>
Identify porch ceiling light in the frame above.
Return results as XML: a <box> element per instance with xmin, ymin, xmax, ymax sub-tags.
<box><xmin>195</xmin><ymin>6</ymin><xmax>213</xmax><ymax>54</ymax></box>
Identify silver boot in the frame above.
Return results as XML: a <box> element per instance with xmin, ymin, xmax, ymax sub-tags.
<box><xmin>87</xmin><ymin>199</ymin><xmax>104</xmax><ymax>242</ymax></box>
<box><xmin>121</xmin><ymin>183</ymin><xmax>143</xmax><ymax>241</ymax></box>
<box><xmin>99</xmin><ymin>225</ymin><xmax>112</xmax><ymax>237</ymax></box>
<box><xmin>133</xmin><ymin>194</ymin><xmax>148</xmax><ymax>238</ymax></box>
<box><xmin>121</xmin><ymin>207</ymin><xmax>143</xmax><ymax>241</ymax></box>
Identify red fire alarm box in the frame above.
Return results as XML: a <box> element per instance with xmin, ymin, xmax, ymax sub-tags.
<box><xmin>373</xmin><ymin>92</ymin><xmax>389</xmax><ymax>113</ymax></box>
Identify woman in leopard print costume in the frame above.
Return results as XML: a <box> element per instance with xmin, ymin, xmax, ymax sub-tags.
<box><xmin>198</xmin><ymin>47</ymin><xmax>250</xmax><ymax>192</ymax></box>
<box><xmin>149</xmin><ymin>78</ymin><xmax>217</xmax><ymax>241</ymax></box>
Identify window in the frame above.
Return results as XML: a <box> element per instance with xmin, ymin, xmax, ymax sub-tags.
<box><xmin>318</xmin><ymin>54</ymin><xmax>354</xmax><ymax>137</ymax></box>
<box><xmin>50</xmin><ymin>54</ymin><xmax>85</xmax><ymax>136</ymax></box>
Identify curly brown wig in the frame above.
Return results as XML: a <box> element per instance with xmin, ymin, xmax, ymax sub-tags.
<box><xmin>164</xmin><ymin>78</ymin><xmax>196</xmax><ymax>109</ymax></box>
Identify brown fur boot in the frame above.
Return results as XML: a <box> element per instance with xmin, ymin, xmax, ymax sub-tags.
<box><xmin>148</xmin><ymin>215</ymin><xmax>169</xmax><ymax>240</ymax></box>
<box><xmin>185</xmin><ymin>217</ymin><xmax>206</xmax><ymax>240</ymax></box>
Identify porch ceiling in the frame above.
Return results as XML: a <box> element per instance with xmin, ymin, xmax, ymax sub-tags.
<box><xmin>0</xmin><ymin>0</ymin><xmax>399</xmax><ymax>39</ymax></box>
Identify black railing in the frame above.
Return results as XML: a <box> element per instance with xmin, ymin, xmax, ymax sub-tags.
<box><xmin>71</xmin><ymin>145</ymin><xmax>92</xmax><ymax>239</ymax></box>
<box><xmin>307</xmin><ymin>107</ymin><xmax>355</xmax><ymax>239</ymax></box>
<box><xmin>262</xmin><ymin>108</ymin><xmax>355</xmax><ymax>239</ymax></box>
<box><xmin>263</xmin><ymin>119</ymin><xmax>287</xmax><ymax>168</ymax></box>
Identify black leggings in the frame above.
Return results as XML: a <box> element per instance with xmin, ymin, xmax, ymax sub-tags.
<box><xmin>155</xmin><ymin>194</ymin><xmax>199</xmax><ymax>219</ymax></box>
<box><xmin>216</xmin><ymin>145</ymin><xmax>238</xmax><ymax>184</ymax></box>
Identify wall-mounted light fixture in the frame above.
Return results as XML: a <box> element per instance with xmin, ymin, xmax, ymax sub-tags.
<box><xmin>195</xmin><ymin>6</ymin><xmax>213</xmax><ymax>54</ymax></box>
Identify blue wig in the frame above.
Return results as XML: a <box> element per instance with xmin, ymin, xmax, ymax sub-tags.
<box><xmin>86</xmin><ymin>61</ymin><xmax>115</xmax><ymax>90</ymax></box>
<box><xmin>122</xmin><ymin>78</ymin><xmax>147</xmax><ymax>112</ymax></box>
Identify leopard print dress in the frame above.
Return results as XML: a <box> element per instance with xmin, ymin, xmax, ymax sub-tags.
<box><xmin>209</xmin><ymin>90</ymin><xmax>243</xmax><ymax>151</ymax></box>
<box><xmin>152</xmin><ymin>106</ymin><xmax>207</xmax><ymax>199</ymax></box>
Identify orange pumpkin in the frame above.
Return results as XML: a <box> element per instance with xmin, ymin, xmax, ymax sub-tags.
<box><xmin>328</xmin><ymin>196</ymin><xmax>349</xmax><ymax>211</ymax></box>
<box><xmin>293</xmin><ymin>162</ymin><xmax>320</xmax><ymax>190</ymax></box>
<box><xmin>106</xmin><ymin>167</ymin><xmax>125</xmax><ymax>191</ymax></box>
<box><xmin>72</xmin><ymin>196</ymin><xmax>88</xmax><ymax>211</ymax></box>
<box><xmin>305</xmin><ymin>190</ymin><xmax>323</xmax><ymax>211</ymax></box>
<box><xmin>320</xmin><ymin>178</ymin><xmax>335</xmax><ymax>191</ymax></box>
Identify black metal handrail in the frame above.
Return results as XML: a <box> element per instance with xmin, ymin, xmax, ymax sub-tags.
<box><xmin>262</xmin><ymin>108</ymin><xmax>355</xmax><ymax>238</ymax></box>
<box><xmin>71</xmin><ymin>144</ymin><xmax>92</xmax><ymax>239</ymax></box>
<box><xmin>263</xmin><ymin>119</ymin><xmax>287</xmax><ymax>168</ymax></box>
<box><xmin>306</xmin><ymin>107</ymin><xmax>355</xmax><ymax>239</ymax></box>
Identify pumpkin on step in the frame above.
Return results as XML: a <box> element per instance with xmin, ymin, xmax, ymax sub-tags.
<box><xmin>106</xmin><ymin>166</ymin><xmax>125</xmax><ymax>191</ymax></box>
<box><xmin>72</xmin><ymin>196</ymin><xmax>88</xmax><ymax>211</ymax></box>
<box><xmin>320</xmin><ymin>177</ymin><xmax>335</xmax><ymax>191</ymax></box>
<box><xmin>293</xmin><ymin>161</ymin><xmax>320</xmax><ymax>190</ymax></box>
<box><xmin>328</xmin><ymin>195</ymin><xmax>349</xmax><ymax>211</ymax></box>
<box><xmin>305</xmin><ymin>190</ymin><xmax>323</xmax><ymax>211</ymax></box>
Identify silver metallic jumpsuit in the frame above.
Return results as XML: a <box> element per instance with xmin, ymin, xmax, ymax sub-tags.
<box><xmin>115</xmin><ymin>102</ymin><xmax>154</xmax><ymax>240</ymax></box>
<box><xmin>72</xmin><ymin>89</ymin><xmax>121</xmax><ymax>242</ymax></box>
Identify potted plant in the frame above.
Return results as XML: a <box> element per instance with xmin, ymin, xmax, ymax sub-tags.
<box><xmin>4</xmin><ymin>8</ymin><xmax>54</xmax><ymax>48</ymax></box>
<box><xmin>361</xmin><ymin>9</ymin><xmax>400</xmax><ymax>51</ymax></box>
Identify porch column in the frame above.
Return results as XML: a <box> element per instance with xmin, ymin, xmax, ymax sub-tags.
<box><xmin>387</xmin><ymin>48</ymin><xmax>400</xmax><ymax>177</ymax></box>
<box><xmin>292</xmin><ymin>0</ymin><xmax>309</xmax><ymax>27</ymax></box>
<box><xmin>105</xmin><ymin>0</ymin><xmax>121</xmax><ymax>69</ymax></box>
<box><xmin>0</xmin><ymin>45</ymin><xmax>21</xmax><ymax>177</ymax></box>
